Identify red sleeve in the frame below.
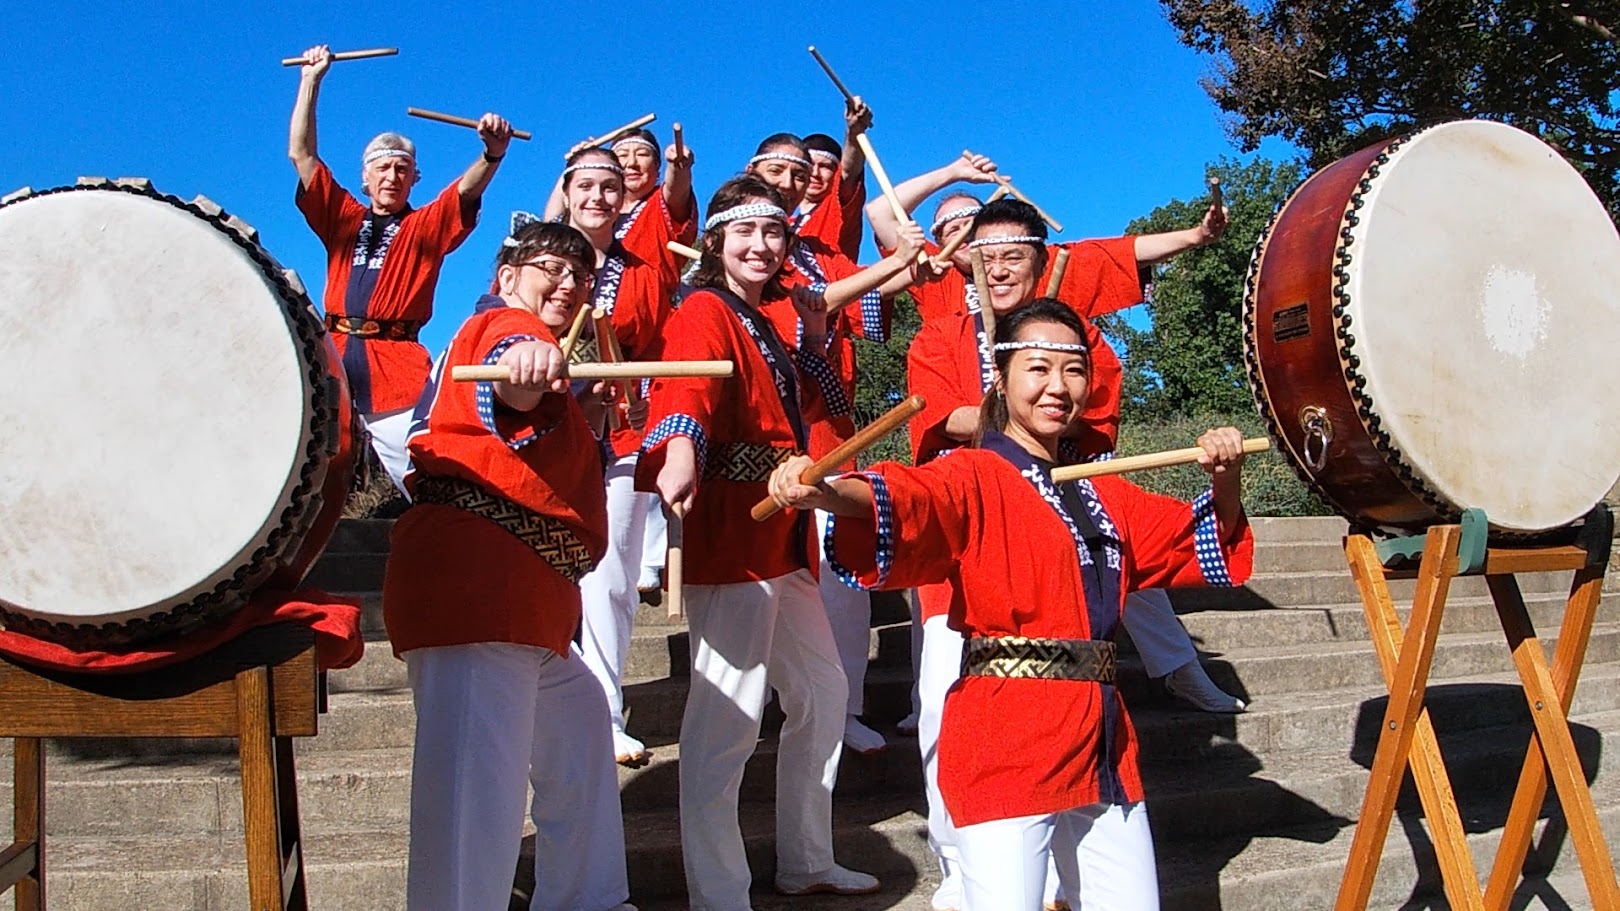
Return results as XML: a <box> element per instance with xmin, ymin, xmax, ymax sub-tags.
<box><xmin>1046</xmin><ymin>237</ymin><xmax>1143</xmax><ymax>318</ymax></box>
<box><xmin>415</xmin><ymin>180</ymin><xmax>480</xmax><ymax>255</ymax></box>
<box><xmin>906</xmin><ymin>322</ymin><xmax>972</xmax><ymax>464</ymax></box>
<box><xmin>622</xmin><ymin>190</ymin><xmax>695</xmax><ymax>291</ymax></box>
<box><xmin>836</xmin><ymin>173</ymin><xmax>867</xmax><ymax>262</ymax></box>
<box><xmin>476</xmin><ymin>308</ymin><xmax>570</xmax><ymax>437</ymax></box>
<box><xmin>825</xmin><ymin>456</ymin><xmax>977</xmax><ymax>591</ymax></box>
<box><xmin>1099</xmin><ymin>477</ymin><xmax>1254</xmax><ymax>592</ymax></box>
<box><xmin>635</xmin><ymin>292</ymin><xmax>732</xmax><ymax>485</ymax></box>
<box><xmin>294</xmin><ymin>160</ymin><xmax>365</xmax><ymax>247</ymax></box>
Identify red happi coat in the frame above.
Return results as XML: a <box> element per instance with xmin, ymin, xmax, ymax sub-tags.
<box><xmin>383</xmin><ymin>298</ymin><xmax>608</xmax><ymax>657</ymax></box>
<box><xmin>597</xmin><ymin>189</ymin><xmax>699</xmax><ymax>458</ymax></box>
<box><xmin>297</xmin><ymin>162</ymin><xmax>478</xmax><ymax>413</ymax></box>
<box><xmin>824</xmin><ymin>442</ymin><xmax>1254</xmax><ymax>826</ymax></box>
<box><xmin>768</xmin><ymin>234</ymin><xmax>893</xmax><ymax>470</ymax></box>
<box><xmin>636</xmin><ymin>288</ymin><xmax>843</xmax><ymax>584</ymax></box>
<box><xmin>796</xmin><ymin>169</ymin><xmax>867</xmax><ymax>262</ymax></box>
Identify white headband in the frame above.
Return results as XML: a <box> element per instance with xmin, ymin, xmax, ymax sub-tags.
<box><xmin>968</xmin><ymin>235</ymin><xmax>1044</xmax><ymax>249</ymax></box>
<box><xmin>994</xmin><ymin>340</ymin><xmax>1088</xmax><ymax>353</ymax></box>
<box><xmin>748</xmin><ymin>152</ymin><xmax>812</xmax><ymax>169</ymax></box>
<box><xmin>930</xmin><ymin>205</ymin><xmax>982</xmax><ymax>236</ymax></box>
<box><xmin>364</xmin><ymin>148</ymin><xmax>415</xmax><ymax>166</ymax></box>
<box><xmin>807</xmin><ymin>148</ymin><xmax>840</xmax><ymax>163</ymax></box>
<box><xmin>563</xmin><ymin>161</ymin><xmax>625</xmax><ymax>179</ymax></box>
<box><xmin>611</xmin><ymin>136</ymin><xmax>658</xmax><ymax>153</ymax></box>
<box><xmin>704</xmin><ymin>202</ymin><xmax>789</xmax><ymax>231</ymax></box>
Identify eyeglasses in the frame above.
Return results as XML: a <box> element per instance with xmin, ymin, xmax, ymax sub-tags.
<box><xmin>520</xmin><ymin>258</ymin><xmax>596</xmax><ymax>287</ymax></box>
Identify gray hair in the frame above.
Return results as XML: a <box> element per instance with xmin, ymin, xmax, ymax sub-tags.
<box><xmin>361</xmin><ymin>132</ymin><xmax>417</xmax><ymax>166</ymax></box>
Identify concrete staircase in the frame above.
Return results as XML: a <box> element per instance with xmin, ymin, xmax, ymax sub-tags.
<box><xmin>5</xmin><ymin>516</ymin><xmax>1620</xmax><ymax>910</ymax></box>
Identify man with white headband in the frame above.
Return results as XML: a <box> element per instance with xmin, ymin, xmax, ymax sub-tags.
<box><xmin>797</xmin><ymin>93</ymin><xmax>873</xmax><ymax>262</ymax></box>
<box><xmin>288</xmin><ymin>44</ymin><xmax>513</xmax><ymax>495</ymax></box>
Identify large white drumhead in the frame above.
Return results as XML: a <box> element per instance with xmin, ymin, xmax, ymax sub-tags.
<box><xmin>0</xmin><ymin>190</ymin><xmax>309</xmax><ymax>625</ymax></box>
<box><xmin>1346</xmin><ymin>121</ymin><xmax>1620</xmax><ymax>532</ymax></box>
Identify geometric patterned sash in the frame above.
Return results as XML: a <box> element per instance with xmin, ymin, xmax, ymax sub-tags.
<box><xmin>412</xmin><ymin>476</ymin><xmax>597</xmax><ymax>583</ymax></box>
<box><xmin>961</xmin><ymin>636</ymin><xmax>1117</xmax><ymax>683</ymax></box>
<box><xmin>702</xmin><ymin>442</ymin><xmax>800</xmax><ymax>483</ymax></box>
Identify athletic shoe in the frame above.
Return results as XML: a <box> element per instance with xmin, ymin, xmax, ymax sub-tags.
<box><xmin>1164</xmin><ymin>661</ymin><xmax>1247</xmax><ymax>713</ymax></box>
<box><xmin>843</xmin><ymin>715</ymin><xmax>888</xmax><ymax>754</ymax></box>
<box><xmin>775</xmin><ymin>864</ymin><xmax>881</xmax><ymax>896</ymax></box>
<box><xmin>613</xmin><ymin>730</ymin><xmax>650</xmax><ymax>767</ymax></box>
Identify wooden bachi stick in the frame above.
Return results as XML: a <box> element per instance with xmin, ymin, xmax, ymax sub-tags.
<box><xmin>750</xmin><ymin>395</ymin><xmax>926</xmax><ymax>521</ymax></box>
<box><xmin>807</xmin><ymin>46</ymin><xmax>858</xmax><ymax>104</ymax></box>
<box><xmin>969</xmin><ymin>248</ymin><xmax>998</xmax><ymax>346</ymax></box>
<box><xmin>1052</xmin><ymin>439</ymin><xmax>1272</xmax><ymax>482</ymax></box>
<box><xmin>449</xmin><ymin>361</ymin><xmax>734</xmax><ymax>382</ymax></box>
<box><xmin>282</xmin><ymin>47</ymin><xmax>397</xmax><ymax>66</ymax></box>
<box><xmin>1043</xmin><ymin>246</ymin><xmax>1071</xmax><ymax>298</ymax></box>
<box><xmin>406</xmin><ymin>107</ymin><xmax>532</xmax><ymax>141</ymax></box>
<box><xmin>664</xmin><ymin>502</ymin><xmax>686</xmax><ymax>619</ymax></box>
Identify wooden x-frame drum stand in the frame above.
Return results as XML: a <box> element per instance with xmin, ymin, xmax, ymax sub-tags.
<box><xmin>1334</xmin><ymin>508</ymin><xmax>1620</xmax><ymax>910</ymax></box>
<box><xmin>0</xmin><ymin>623</ymin><xmax>320</xmax><ymax>911</ymax></box>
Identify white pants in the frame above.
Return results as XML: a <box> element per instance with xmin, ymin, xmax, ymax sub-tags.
<box><xmin>957</xmin><ymin>802</ymin><xmax>1158</xmax><ymax>911</ymax></box>
<box><xmin>1123</xmin><ymin>589</ymin><xmax>1197</xmax><ymax>679</ymax></box>
<box><xmin>816</xmin><ymin>509</ymin><xmax>872</xmax><ymax>716</ymax></box>
<box><xmin>404</xmin><ymin>642</ymin><xmax>628</xmax><ymax>911</ymax></box>
<box><xmin>362</xmin><ymin>406</ymin><xmax>415</xmax><ymax>497</ymax></box>
<box><xmin>681</xmin><ymin>570</ymin><xmax>848</xmax><ymax>911</ymax></box>
<box><xmin>641</xmin><ymin>502</ymin><xmax>667</xmax><ymax>574</ymax></box>
<box><xmin>578</xmin><ymin>454</ymin><xmax>652</xmax><ymax>736</ymax></box>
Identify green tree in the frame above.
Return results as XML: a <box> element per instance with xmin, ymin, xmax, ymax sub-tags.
<box><xmin>1159</xmin><ymin>0</ymin><xmax>1620</xmax><ymax>221</ymax></box>
<box><xmin>1095</xmin><ymin>156</ymin><xmax>1303</xmax><ymax>422</ymax></box>
<box><xmin>852</xmin><ymin>291</ymin><xmax>922</xmax><ymax>465</ymax></box>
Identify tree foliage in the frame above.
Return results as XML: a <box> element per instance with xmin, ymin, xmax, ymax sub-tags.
<box><xmin>1095</xmin><ymin>156</ymin><xmax>1303</xmax><ymax>422</ymax></box>
<box><xmin>1160</xmin><ymin>0</ymin><xmax>1620</xmax><ymax>221</ymax></box>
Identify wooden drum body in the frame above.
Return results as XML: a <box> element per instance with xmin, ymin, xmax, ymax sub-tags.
<box><xmin>0</xmin><ymin>179</ymin><xmax>355</xmax><ymax>646</ymax></box>
<box><xmin>1245</xmin><ymin>121</ymin><xmax>1620</xmax><ymax>537</ymax></box>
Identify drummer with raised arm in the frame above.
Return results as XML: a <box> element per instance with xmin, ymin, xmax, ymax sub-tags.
<box><xmin>288</xmin><ymin>43</ymin><xmax>513</xmax><ymax>495</ymax></box>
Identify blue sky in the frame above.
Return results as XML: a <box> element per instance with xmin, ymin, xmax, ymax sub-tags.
<box><xmin>2</xmin><ymin>0</ymin><xmax>1295</xmax><ymax>354</ymax></box>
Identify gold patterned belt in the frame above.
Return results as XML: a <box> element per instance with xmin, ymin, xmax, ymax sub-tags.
<box><xmin>567</xmin><ymin>336</ymin><xmax>600</xmax><ymax>365</ymax></box>
<box><xmin>961</xmin><ymin>636</ymin><xmax>1117</xmax><ymax>683</ymax></box>
<box><xmin>325</xmin><ymin>314</ymin><xmax>423</xmax><ymax>341</ymax></box>
<box><xmin>412</xmin><ymin>476</ymin><xmax>597</xmax><ymax>583</ymax></box>
<box><xmin>704</xmin><ymin>442</ymin><xmax>800</xmax><ymax>483</ymax></box>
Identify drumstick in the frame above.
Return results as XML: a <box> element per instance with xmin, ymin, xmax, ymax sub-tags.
<box><xmin>673</xmin><ymin>122</ymin><xmax>686</xmax><ymax>160</ymax></box>
<box><xmin>969</xmin><ymin>248</ymin><xmax>998</xmax><ymax>346</ymax></box>
<box><xmin>593</xmin><ymin>313</ymin><xmax>626</xmax><ymax>431</ymax></box>
<box><xmin>854</xmin><ymin>133</ymin><xmax>929</xmax><ymax>265</ymax></box>
<box><xmin>1208</xmin><ymin>176</ymin><xmax>1224</xmax><ymax>211</ymax></box>
<box><xmin>281</xmin><ymin>47</ymin><xmax>397</xmax><ymax>66</ymax></box>
<box><xmin>996</xmin><ymin>179</ymin><xmax>1063</xmax><ymax>233</ymax></box>
<box><xmin>450</xmin><ymin>361</ymin><xmax>734</xmax><ymax>382</ymax></box>
<box><xmin>600</xmin><ymin>319</ymin><xmax>640</xmax><ymax>405</ymax></box>
<box><xmin>986</xmin><ymin>185</ymin><xmax>1011</xmax><ymax>204</ymax></box>
<box><xmin>1051</xmin><ymin>438</ymin><xmax>1272</xmax><ymax>483</ymax></box>
<box><xmin>407</xmin><ymin>107</ymin><xmax>532</xmax><ymax>141</ymax></box>
<box><xmin>559</xmin><ymin>303</ymin><xmax>593</xmax><ymax>360</ymax></box>
<box><xmin>583</xmin><ymin>113</ymin><xmax>658</xmax><ymax>150</ymax></box>
<box><xmin>668</xmin><ymin>240</ymin><xmax>703</xmax><ymax>261</ymax></box>
<box><xmin>665</xmin><ymin>502</ymin><xmax>686</xmax><ymax>619</ymax></box>
<box><xmin>807</xmin><ymin>45</ymin><xmax>858</xmax><ymax>105</ymax></box>
<box><xmin>1043</xmin><ymin>246</ymin><xmax>1071</xmax><ymax>298</ymax></box>
<box><xmin>750</xmin><ymin>395</ymin><xmax>926</xmax><ymax>521</ymax></box>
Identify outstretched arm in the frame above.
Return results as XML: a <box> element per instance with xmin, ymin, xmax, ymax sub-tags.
<box><xmin>456</xmin><ymin>114</ymin><xmax>515</xmax><ymax>201</ymax></box>
<box><xmin>1134</xmin><ymin>201</ymin><xmax>1228</xmax><ymax>264</ymax></box>
<box><xmin>661</xmin><ymin>137</ymin><xmax>696</xmax><ymax>223</ymax></box>
<box><xmin>823</xmin><ymin>222</ymin><xmax>927</xmax><ymax>310</ymax></box>
<box><xmin>865</xmin><ymin>151</ymin><xmax>999</xmax><ymax>251</ymax></box>
<box><xmin>288</xmin><ymin>45</ymin><xmax>332</xmax><ymax>187</ymax></box>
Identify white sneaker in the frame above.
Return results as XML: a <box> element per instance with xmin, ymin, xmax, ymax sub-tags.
<box><xmin>930</xmin><ymin>867</ymin><xmax>963</xmax><ymax>911</ymax></box>
<box><xmin>775</xmin><ymin>863</ymin><xmax>881</xmax><ymax>896</ymax></box>
<box><xmin>843</xmin><ymin>715</ymin><xmax>888</xmax><ymax>754</ymax></box>
<box><xmin>897</xmin><ymin>710</ymin><xmax>921</xmax><ymax>735</ymax></box>
<box><xmin>613</xmin><ymin>730</ymin><xmax>650</xmax><ymax>767</ymax></box>
<box><xmin>636</xmin><ymin>566</ymin><xmax>661</xmax><ymax>592</ymax></box>
<box><xmin>1164</xmin><ymin>661</ymin><xmax>1247</xmax><ymax>713</ymax></box>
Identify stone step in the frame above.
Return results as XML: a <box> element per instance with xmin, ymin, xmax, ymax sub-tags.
<box><xmin>1169</xmin><ymin>567</ymin><xmax>1579</xmax><ymax>611</ymax></box>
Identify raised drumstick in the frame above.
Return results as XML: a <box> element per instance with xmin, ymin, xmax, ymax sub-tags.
<box><xmin>407</xmin><ymin>107</ymin><xmax>532</xmax><ymax>141</ymax></box>
<box><xmin>996</xmin><ymin>179</ymin><xmax>1062</xmax><ymax>233</ymax></box>
<box><xmin>751</xmin><ymin>395</ymin><xmax>926</xmax><ymax>521</ymax></box>
<box><xmin>807</xmin><ymin>45</ymin><xmax>858</xmax><ymax>104</ymax></box>
<box><xmin>1043</xmin><ymin>246</ymin><xmax>1071</xmax><ymax>298</ymax></box>
<box><xmin>665</xmin><ymin>502</ymin><xmax>686</xmax><ymax>619</ymax></box>
<box><xmin>281</xmin><ymin>47</ymin><xmax>397</xmax><ymax>66</ymax></box>
<box><xmin>450</xmin><ymin>361</ymin><xmax>734</xmax><ymax>382</ymax></box>
<box><xmin>1051</xmin><ymin>438</ymin><xmax>1271</xmax><ymax>482</ymax></box>
<box><xmin>969</xmin><ymin>248</ymin><xmax>998</xmax><ymax>346</ymax></box>
<box><xmin>854</xmin><ymin>133</ymin><xmax>928</xmax><ymax>264</ymax></box>
<box><xmin>582</xmin><ymin>113</ymin><xmax>658</xmax><ymax>152</ymax></box>
<box><xmin>1208</xmin><ymin>176</ymin><xmax>1224</xmax><ymax>211</ymax></box>
<box><xmin>930</xmin><ymin>226</ymin><xmax>974</xmax><ymax>268</ymax></box>
<box><xmin>673</xmin><ymin>123</ymin><xmax>686</xmax><ymax>160</ymax></box>
<box><xmin>986</xmin><ymin>185</ymin><xmax>1011</xmax><ymax>204</ymax></box>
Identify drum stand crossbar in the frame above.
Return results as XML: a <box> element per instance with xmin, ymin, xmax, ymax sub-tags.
<box><xmin>1334</xmin><ymin>507</ymin><xmax>1620</xmax><ymax>911</ymax></box>
<box><xmin>0</xmin><ymin>623</ymin><xmax>320</xmax><ymax>911</ymax></box>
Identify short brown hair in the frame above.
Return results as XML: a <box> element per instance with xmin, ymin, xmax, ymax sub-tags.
<box><xmin>687</xmin><ymin>176</ymin><xmax>794</xmax><ymax>301</ymax></box>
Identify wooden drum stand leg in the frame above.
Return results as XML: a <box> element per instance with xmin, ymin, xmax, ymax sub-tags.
<box><xmin>1334</xmin><ymin>512</ymin><xmax>1620</xmax><ymax>911</ymax></box>
<box><xmin>238</xmin><ymin>664</ymin><xmax>308</xmax><ymax>911</ymax></box>
<box><xmin>0</xmin><ymin>738</ymin><xmax>44</xmax><ymax>910</ymax></box>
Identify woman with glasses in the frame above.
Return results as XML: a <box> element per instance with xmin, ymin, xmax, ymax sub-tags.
<box><xmin>383</xmin><ymin>220</ymin><xmax>632</xmax><ymax>911</ymax></box>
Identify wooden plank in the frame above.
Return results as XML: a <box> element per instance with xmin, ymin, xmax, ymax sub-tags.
<box><xmin>1489</xmin><ymin>575</ymin><xmax>1620</xmax><ymax>909</ymax></box>
<box><xmin>1336</xmin><ymin>526</ymin><xmax>1465</xmax><ymax>911</ymax></box>
<box><xmin>1343</xmin><ymin>535</ymin><xmax>1484</xmax><ymax>911</ymax></box>
<box><xmin>12</xmin><ymin>737</ymin><xmax>42</xmax><ymax>909</ymax></box>
<box><xmin>1481</xmin><ymin>547</ymin><xmax>1589</xmax><ymax>575</ymax></box>
<box><xmin>238</xmin><ymin>665</ymin><xmax>286</xmax><ymax>911</ymax></box>
<box><xmin>0</xmin><ymin>624</ymin><xmax>318</xmax><ymax>738</ymax></box>
<box><xmin>1483</xmin><ymin>565</ymin><xmax>1605</xmax><ymax>910</ymax></box>
<box><xmin>276</xmin><ymin>737</ymin><xmax>309</xmax><ymax>910</ymax></box>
